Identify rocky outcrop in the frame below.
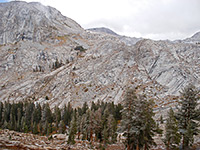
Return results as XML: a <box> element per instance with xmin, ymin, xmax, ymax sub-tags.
<box><xmin>87</xmin><ymin>27</ymin><xmax>142</xmax><ymax>46</ymax></box>
<box><xmin>0</xmin><ymin>1</ymin><xmax>83</xmax><ymax>45</ymax></box>
<box><xmin>0</xmin><ymin>1</ymin><xmax>199</xmax><ymax>112</ymax></box>
<box><xmin>181</xmin><ymin>31</ymin><xmax>200</xmax><ymax>44</ymax></box>
<box><xmin>88</xmin><ymin>27</ymin><xmax>119</xmax><ymax>36</ymax></box>
<box><xmin>0</xmin><ymin>129</ymin><xmax>126</xmax><ymax>150</ymax></box>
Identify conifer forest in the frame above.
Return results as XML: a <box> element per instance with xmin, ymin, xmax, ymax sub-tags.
<box><xmin>0</xmin><ymin>85</ymin><xmax>199</xmax><ymax>150</ymax></box>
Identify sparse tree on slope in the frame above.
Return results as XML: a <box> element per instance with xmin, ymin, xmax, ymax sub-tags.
<box><xmin>68</xmin><ymin>110</ymin><xmax>77</xmax><ymax>144</ymax></box>
<box><xmin>164</xmin><ymin>108</ymin><xmax>181</xmax><ymax>150</ymax></box>
<box><xmin>135</xmin><ymin>95</ymin><xmax>161</xmax><ymax>150</ymax></box>
<box><xmin>80</xmin><ymin>113</ymin><xmax>87</xmax><ymax>140</ymax></box>
<box><xmin>118</xmin><ymin>88</ymin><xmax>138</xmax><ymax>150</ymax></box>
<box><xmin>119</xmin><ymin>88</ymin><xmax>161</xmax><ymax>150</ymax></box>
<box><xmin>93</xmin><ymin>108</ymin><xmax>102</xmax><ymax>141</ymax></box>
<box><xmin>176</xmin><ymin>84</ymin><xmax>200</xmax><ymax>150</ymax></box>
<box><xmin>0</xmin><ymin>102</ymin><xmax>3</xmax><ymax>126</ymax></box>
<box><xmin>59</xmin><ymin>120</ymin><xmax>65</xmax><ymax>134</ymax></box>
<box><xmin>54</xmin><ymin>105</ymin><xmax>61</xmax><ymax>130</ymax></box>
<box><xmin>107</xmin><ymin>114</ymin><xmax>117</xmax><ymax>143</ymax></box>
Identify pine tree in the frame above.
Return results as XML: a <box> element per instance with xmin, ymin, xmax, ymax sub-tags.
<box><xmin>118</xmin><ymin>88</ymin><xmax>137</xmax><ymax>150</ymax></box>
<box><xmin>54</xmin><ymin>105</ymin><xmax>61</xmax><ymax>130</ymax></box>
<box><xmin>91</xmin><ymin>101</ymin><xmax>97</xmax><ymax>111</ymax></box>
<box><xmin>42</xmin><ymin>103</ymin><xmax>53</xmax><ymax>124</ymax></box>
<box><xmin>62</xmin><ymin>102</ymin><xmax>73</xmax><ymax>126</ymax></box>
<box><xmin>82</xmin><ymin>102</ymin><xmax>88</xmax><ymax>115</ymax></box>
<box><xmin>24</xmin><ymin>102</ymin><xmax>35</xmax><ymax>130</ymax></box>
<box><xmin>59</xmin><ymin>120</ymin><xmax>65</xmax><ymax>134</ymax></box>
<box><xmin>68</xmin><ymin>111</ymin><xmax>77</xmax><ymax>144</ymax></box>
<box><xmin>44</xmin><ymin>120</ymin><xmax>48</xmax><ymax>135</ymax></box>
<box><xmin>176</xmin><ymin>85</ymin><xmax>200</xmax><ymax>149</ymax></box>
<box><xmin>0</xmin><ymin>102</ymin><xmax>3</xmax><ymax>126</ymax></box>
<box><xmin>22</xmin><ymin>117</ymin><xmax>28</xmax><ymax>133</ymax></box>
<box><xmin>164</xmin><ymin>108</ymin><xmax>181</xmax><ymax>150</ymax></box>
<box><xmin>80</xmin><ymin>113</ymin><xmax>87</xmax><ymax>140</ymax></box>
<box><xmin>102</xmin><ymin>124</ymin><xmax>108</xmax><ymax>144</ymax></box>
<box><xmin>33</xmin><ymin>104</ymin><xmax>41</xmax><ymax>124</ymax></box>
<box><xmin>107</xmin><ymin>114</ymin><xmax>117</xmax><ymax>143</ymax></box>
<box><xmin>10</xmin><ymin>106</ymin><xmax>15</xmax><ymax>130</ymax></box>
<box><xmin>136</xmin><ymin>95</ymin><xmax>160</xmax><ymax>150</ymax></box>
<box><xmin>93</xmin><ymin>108</ymin><xmax>103</xmax><ymax>142</ymax></box>
<box><xmin>114</xmin><ymin>103</ymin><xmax>123</xmax><ymax>121</ymax></box>
<box><xmin>39</xmin><ymin>121</ymin><xmax>43</xmax><ymax>135</ymax></box>
<box><xmin>160</xmin><ymin>115</ymin><xmax>164</xmax><ymax>124</ymax></box>
<box><xmin>84</xmin><ymin>109</ymin><xmax>91</xmax><ymax>140</ymax></box>
<box><xmin>119</xmin><ymin>88</ymin><xmax>160</xmax><ymax>150</ymax></box>
<box><xmin>33</xmin><ymin>122</ymin><xmax>38</xmax><ymax>134</ymax></box>
<box><xmin>88</xmin><ymin>109</ymin><xmax>95</xmax><ymax>141</ymax></box>
<box><xmin>76</xmin><ymin>113</ymin><xmax>81</xmax><ymax>139</ymax></box>
<box><xmin>16</xmin><ymin>108</ymin><xmax>22</xmax><ymax>131</ymax></box>
<box><xmin>4</xmin><ymin>101</ymin><xmax>11</xmax><ymax>123</ymax></box>
<box><xmin>47</xmin><ymin>123</ymin><xmax>52</xmax><ymax>136</ymax></box>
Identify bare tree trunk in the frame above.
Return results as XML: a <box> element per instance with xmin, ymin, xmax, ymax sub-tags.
<box><xmin>77</xmin><ymin>132</ymin><xmax>80</xmax><ymax>139</ymax></box>
<box><xmin>136</xmin><ymin>143</ymin><xmax>139</xmax><ymax>150</ymax></box>
<box><xmin>127</xmin><ymin>144</ymin><xmax>130</xmax><ymax>150</ymax></box>
<box><xmin>90</xmin><ymin>129</ymin><xmax>93</xmax><ymax>142</ymax></box>
<box><xmin>144</xmin><ymin>143</ymin><xmax>147</xmax><ymax>150</ymax></box>
<box><xmin>182</xmin><ymin>136</ymin><xmax>185</xmax><ymax>150</ymax></box>
<box><xmin>167</xmin><ymin>140</ymin><xmax>170</xmax><ymax>150</ymax></box>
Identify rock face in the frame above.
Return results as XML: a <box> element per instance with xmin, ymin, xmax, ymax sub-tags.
<box><xmin>87</xmin><ymin>27</ymin><xmax>142</xmax><ymax>46</ymax></box>
<box><xmin>0</xmin><ymin>1</ymin><xmax>83</xmax><ymax>45</ymax></box>
<box><xmin>0</xmin><ymin>1</ymin><xmax>199</xmax><ymax>111</ymax></box>
<box><xmin>182</xmin><ymin>31</ymin><xmax>200</xmax><ymax>44</ymax></box>
<box><xmin>88</xmin><ymin>27</ymin><xmax>119</xmax><ymax>36</ymax></box>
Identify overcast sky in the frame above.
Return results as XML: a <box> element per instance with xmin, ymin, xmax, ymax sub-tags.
<box><xmin>3</xmin><ymin>0</ymin><xmax>200</xmax><ymax>40</ymax></box>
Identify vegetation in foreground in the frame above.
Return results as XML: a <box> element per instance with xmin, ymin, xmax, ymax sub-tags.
<box><xmin>0</xmin><ymin>84</ymin><xmax>199</xmax><ymax>150</ymax></box>
<box><xmin>0</xmin><ymin>99</ymin><xmax>122</xmax><ymax>146</ymax></box>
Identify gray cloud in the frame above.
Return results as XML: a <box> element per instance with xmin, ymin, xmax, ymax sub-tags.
<box><xmin>84</xmin><ymin>0</ymin><xmax>200</xmax><ymax>40</ymax></box>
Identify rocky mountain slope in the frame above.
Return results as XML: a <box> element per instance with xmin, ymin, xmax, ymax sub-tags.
<box><xmin>0</xmin><ymin>1</ymin><xmax>199</xmax><ymax>111</ymax></box>
<box><xmin>182</xmin><ymin>31</ymin><xmax>200</xmax><ymax>44</ymax></box>
<box><xmin>88</xmin><ymin>27</ymin><xmax>119</xmax><ymax>36</ymax></box>
<box><xmin>0</xmin><ymin>1</ymin><xmax>82</xmax><ymax>45</ymax></box>
<box><xmin>87</xmin><ymin>27</ymin><xmax>142</xmax><ymax>46</ymax></box>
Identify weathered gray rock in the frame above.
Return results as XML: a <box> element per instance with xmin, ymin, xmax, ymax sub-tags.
<box><xmin>87</xmin><ymin>27</ymin><xmax>119</xmax><ymax>36</ymax></box>
<box><xmin>181</xmin><ymin>31</ymin><xmax>200</xmax><ymax>44</ymax></box>
<box><xmin>87</xmin><ymin>27</ymin><xmax>142</xmax><ymax>46</ymax></box>
<box><xmin>0</xmin><ymin>1</ymin><xmax>83</xmax><ymax>45</ymax></box>
<box><xmin>0</xmin><ymin>1</ymin><xmax>199</xmax><ymax>112</ymax></box>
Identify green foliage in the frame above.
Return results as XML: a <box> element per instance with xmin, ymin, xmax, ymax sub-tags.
<box><xmin>81</xmin><ymin>102</ymin><xmax>89</xmax><ymax>115</ymax></box>
<box><xmin>0</xmin><ymin>100</ymin><xmax>122</xmax><ymax>145</ymax></box>
<box><xmin>68</xmin><ymin>112</ymin><xmax>77</xmax><ymax>144</ymax></box>
<box><xmin>118</xmin><ymin>88</ymin><xmax>137</xmax><ymax>149</ymax></box>
<box><xmin>33</xmin><ymin>65</ymin><xmax>44</xmax><ymax>72</ymax></box>
<box><xmin>119</xmin><ymin>88</ymin><xmax>161</xmax><ymax>150</ymax></box>
<box><xmin>160</xmin><ymin>115</ymin><xmax>164</xmax><ymax>124</ymax></box>
<box><xmin>164</xmin><ymin>108</ymin><xmax>181</xmax><ymax>150</ymax></box>
<box><xmin>59</xmin><ymin>120</ymin><xmax>65</xmax><ymax>134</ymax></box>
<box><xmin>176</xmin><ymin>84</ymin><xmax>200</xmax><ymax>149</ymax></box>
<box><xmin>74</xmin><ymin>46</ymin><xmax>86</xmax><ymax>52</ymax></box>
<box><xmin>62</xmin><ymin>103</ymin><xmax>73</xmax><ymax>126</ymax></box>
<box><xmin>33</xmin><ymin>122</ymin><xmax>38</xmax><ymax>134</ymax></box>
<box><xmin>51</xmin><ymin>58</ymin><xmax>64</xmax><ymax>70</ymax></box>
<box><xmin>42</xmin><ymin>103</ymin><xmax>53</xmax><ymax>124</ymax></box>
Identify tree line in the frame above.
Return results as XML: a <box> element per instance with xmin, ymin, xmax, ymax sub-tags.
<box><xmin>0</xmin><ymin>100</ymin><xmax>122</xmax><ymax>145</ymax></box>
<box><xmin>0</xmin><ymin>84</ymin><xmax>199</xmax><ymax>150</ymax></box>
<box><xmin>119</xmin><ymin>85</ymin><xmax>200</xmax><ymax>150</ymax></box>
<box><xmin>164</xmin><ymin>85</ymin><xmax>200</xmax><ymax>150</ymax></box>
